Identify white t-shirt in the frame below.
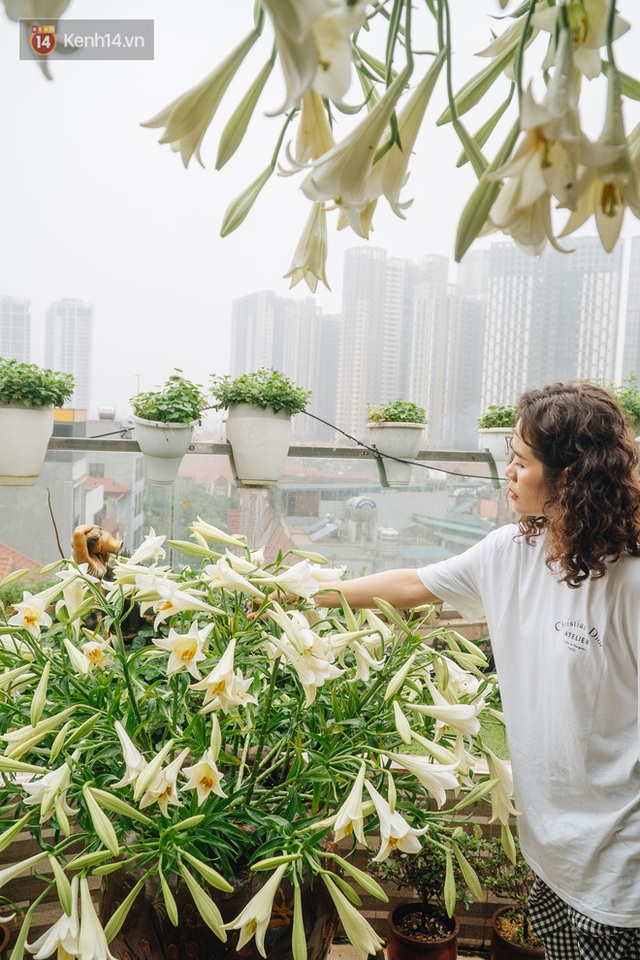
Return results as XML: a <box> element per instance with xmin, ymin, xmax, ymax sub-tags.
<box><xmin>418</xmin><ymin>523</ymin><xmax>640</xmax><ymax>926</ymax></box>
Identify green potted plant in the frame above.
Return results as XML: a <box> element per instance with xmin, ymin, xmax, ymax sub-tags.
<box><xmin>477</xmin><ymin>833</ymin><xmax>543</xmax><ymax>959</ymax></box>
<box><xmin>477</xmin><ymin>404</ymin><xmax>516</xmax><ymax>477</ymax></box>
<box><xmin>211</xmin><ymin>367</ymin><xmax>311</xmax><ymax>487</ymax></box>
<box><xmin>607</xmin><ymin>375</ymin><xmax>640</xmax><ymax>436</ymax></box>
<box><xmin>374</xmin><ymin>831</ymin><xmax>484</xmax><ymax>959</ymax></box>
<box><xmin>0</xmin><ymin>357</ymin><xmax>75</xmax><ymax>486</ymax></box>
<box><xmin>366</xmin><ymin>400</ymin><xmax>427</xmax><ymax>487</ymax></box>
<box><xmin>130</xmin><ymin>370</ymin><xmax>209</xmax><ymax>484</ymax></box>
<box><xmin>0</xmin><ymin>518</ymin><xmax>505</xmax><ymax>959</ymax></box>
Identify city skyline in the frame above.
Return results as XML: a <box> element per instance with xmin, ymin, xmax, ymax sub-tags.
<box><xmin>3</xmin><ymin>230</ymin><xmax>640</xmax><ymax>448</ymax></box>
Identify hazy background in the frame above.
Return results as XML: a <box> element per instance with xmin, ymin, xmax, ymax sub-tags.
<box><xmin>1</xmin><ymin>0</ymin><xmax>638</xmax><ymax>418</ymax></box>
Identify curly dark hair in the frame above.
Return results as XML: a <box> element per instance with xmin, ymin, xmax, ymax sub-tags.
<box><xmin>515</xmin><ymin>381</ymin><xmax>640</xmax><ymax>587</ymax></box>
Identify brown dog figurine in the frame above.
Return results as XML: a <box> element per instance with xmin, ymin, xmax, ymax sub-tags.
<box><xmin>72</xmin><ymin>525</ymin><xmax>123</xmax><ymax>578</ymax></box>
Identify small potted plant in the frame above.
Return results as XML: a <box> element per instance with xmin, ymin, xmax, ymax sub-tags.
<box><xmin>211</xmin><ymin>367</ymin><xmax>311</xmax><ymax>486</ymax></box>
<box><xmin>130</xmin><ymin>370</ymin><xmax>209</xmax><ymax>484</ymax></box>
<box><xmin>0</xmin><ymin>357</ymin><xmax>75</xmax><ymax>485</ymax></box>
<box><xmin>477</xmin><ymin>404</ymin><xmax>516</xmax><ymax>477</ymax></box>
<box><xmin>374</xmin><ymin>831</ymin><xmax>484</xmax><ymax>959</ymax></box>
<box><xmin>477</xmin><ymin>833</ymin><xmax>543</xmax><ymax>959</ymax></box>
<box><xmin>607</xmin><ymin>375</ymin><xmax>640</xmax><ymax>437</ymax></box>
<box><xmin>366</xmin><ymin>399</ymin><xmax>427</xmax><ymax>487</ymax></box>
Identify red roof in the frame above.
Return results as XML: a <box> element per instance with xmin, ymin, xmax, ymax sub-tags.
<box><xmin>86</xmin><ymin>477</ymin><xmax>130</xmax><ymax>497</ymax></box>
<box><xmin>0</xmin><ymin>542</ymin><xmax>43</xmax><ymax>580</ymax></box>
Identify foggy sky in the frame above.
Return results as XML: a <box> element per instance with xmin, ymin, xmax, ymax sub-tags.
<box><xmin>1</xmin><ymin>1</ymin><xmax>638</xmax><ymax>420</ymax></box>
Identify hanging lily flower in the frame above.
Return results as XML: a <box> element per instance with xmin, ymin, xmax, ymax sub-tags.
<box><xmin>333</xmin><ymin>764</ymin><xmax>368</xmax><ymax>843</ymax></box>
<box><xmin>301</xmin><ymin>66</ymin><xmax>412</xmax><ymax>237</ymax></box>
<box><xmin>385</xmin><ymin>753</ymin><xmax>460</xmax><ymax>809</ymax></box>
<box><xmin>190</xmin><ymin>518</ymin><xmax>248</xmax><ymax>551</ymax></box>
<box><xmin>559</xmin><ymin>69</ymin><xmax>639</xmax><ymax>252</ymax></box>
<box><xmin>533</xmin><ymin>0</ymin><xmax>630</xmax><ymax>79</ymax></box>
<box><xmin>223</xmin><ymin>864</ymin><xmax>287</xmax><ymax>957</ymax></box>
<box><xmin>485</xmin><ymin>748</ymin><xmax>521</xmax><ymax>825</ymax></box>
<box><xmin>365</xmin><ymin>781</ymin><xmax>428</xmax><ymax>862</ymax></box>
<box><xmin>476</xmin><ymin>13</ymin><xmax>541</xmax><ymax>82</ymax></box>
<box><xmin>191</xmin><ymin>639</ymin><xmax>258</xmax><ymax>714</ymax></box>
<box><xmin>141</xmin><ymin>30</ymin><xmax>259</xmax><ymax>167</ymax></box>
<box><xmin>284</xmin><ymin>202</ymin><xmax>330</xmax><ymax>294</ymax></box>
<box><xmin>293</xmin><ymin>89</ymin><xmax>335</xmax><ymax>164</ymax></box>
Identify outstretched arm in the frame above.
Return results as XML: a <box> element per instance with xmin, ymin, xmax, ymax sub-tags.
<box><xmin>313</xmin><ymin>568</ymin><xmax>442</xmax><ymax>610</ymax></box>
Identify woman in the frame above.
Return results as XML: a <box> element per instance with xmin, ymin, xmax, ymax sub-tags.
<box><xmin>315</xmin><ymin>382</ymin><xmax>640</xmax><ymax>960</ymax></box>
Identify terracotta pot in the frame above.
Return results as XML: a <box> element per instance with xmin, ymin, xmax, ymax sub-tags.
<box><xmin>386</xmin><ymin>902</ymin><xmax>459</xmax><ymax>959</ymax></box>
<box><xmin>100</xmin><ymin>864</ymin><xmax>338</xmax><ymax>960</ymax></box>
<box><xmin>491</xmin><ymin>907</ymin><xmax>545</xmax><ymax>959</ymax></box>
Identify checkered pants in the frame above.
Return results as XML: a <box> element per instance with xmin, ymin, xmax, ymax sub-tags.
<box><xmin>528</xmin><ymin>877</ymin><xmax>640</xmax><ymax>960</ymax></box>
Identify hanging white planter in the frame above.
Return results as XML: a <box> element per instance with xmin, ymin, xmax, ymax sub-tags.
<box><xmin>367</xmin><ymin>422</ymin><xmax>425</xmax><ymax>487</ymax></box>
<box><xmin>478</xmin><ymin>427</ymin><xmax>513</xmax><ymax>477</ymax></box>
<box><xmin>224</xmin><ymin>404</ymin><xmax>292</xmax><ymax>487</ymax></box>
<box><xmin>133</xmin><ymin>415</ymin><xmax>195</xmax><ymax>484</ymax></box>
<box><xmin>0</xmin><ymin>404</ymin><xmax>54</xmax><ymax>485</ymax></box>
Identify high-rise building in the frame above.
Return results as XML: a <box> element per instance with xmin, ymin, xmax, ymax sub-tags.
<box><xmin>409</xmin><ymin>254</ymin><xmax>485</xmax><ymax>449</ymax></box>
<box><xmin>45</xmin><ymin>298</ymin><xmax>93</xmax><ymax>410</ymax></box>
<box><xmin>229</xmin><ymin>291</ymin><xmax>340</xmax><ymax>441</ymax></box>
<box><xmin>336</xmin><ymin>247</ymin><xmax>420</xmax><ymax>437</ymax></box>
<box><xmin>478</xmin><ymin>238</ymin><xmax>623</xmax><ymax>408</ymax></box>
<box><xmin>0</xmin><ymin>295</ymin><xmax>30</xmax><ymax>362</ymax></box>
<box><xmin>622</xmin><ymin>236</ymin><xmax>640</xmax><ymax>381</ymax></box>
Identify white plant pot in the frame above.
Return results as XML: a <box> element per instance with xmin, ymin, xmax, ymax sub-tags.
<box><xmin>0</xmin><ymin>404</ymin><xmax>53</xmax><ymax>485</ymax></box>
<box><xmin>478</xmin><ymin>427</ymin><xmax>513</xmax><ymax>476</ymax></box>
<box><xmin>224</xmin><ymin>404</ymin><xmax>292</xmax><ymax>487</ymax></box>
<box><xmin>133</xmin><ymin>415</ymin><xmax>195</xmax><ymax>484</ymax></box>
<box><xmin>367</xmin><ymin>422</ymin><xmax>425</xmax><ymax>487</ymax></box>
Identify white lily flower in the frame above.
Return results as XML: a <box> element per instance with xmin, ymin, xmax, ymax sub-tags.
<box><xmin>139</xmin><ymin>577</ymin><xmax>223</xmax><ymax>630</ymax></box>
<box><xmin>485</xmin><ymin>748</ymin><xmax>521</xmax><ymax>825</ymax></box>
<box><xmin>142</xmin><ymin>30</ymin><xmax>258</xmax><ymax>166</ymax></box>
<box><xmin>63</xmin><ymin>638</ymin><xmax>91</xmax><ymax>676</ymax></box>
<box><xmin>112</xmin><ymin>721</ymin><xmax>148</xmax><ymax>788</ymax></box>
<box><xmin>301</xmin><ymin>66</ymin><xmax>412</xmax><ymax>237</ymax></box>
<box><xmin>151</xmin><ymin>621</ymin><xmax>213</xmax><ymax>680</ymax></box>
<box><xmin>191</xmin><ymin>639</ymin><xmax>257</xmax><ymax>714</ymax></box>
<box><xmin>81</xmin><ymin>638</ymin><xmax>113</xmax><ymax>671</ymax></box>
<box><xmin>268</xmin><ymin>607</ymin><xmax>343</xmax><ymax>705</ymax></box>
<box><xmin>333</xmin><ymin>764</ymin><xmax>367</xmax><ymax>844</ymax></box>
<box><xmin>321</xmin><ymin>874</ymin><xmax>385</xmax><ymax>960</ymax></box>
<box><xmin>54</xmin><ymin>564</ymin><xmax>98</xmax><ymax>620</ymax></box>
<box><xmin>366</xmin><ymin>51</ymin><xmax>445</xmax><ymax>219</ymax></box>
<box><xmin>182</xmin><ymin>748</ymin><xmax>227</xmax><ymax>805</ymax></box>
<box><xmin>410</xmin><ymin>675</ymin><xmax>484</xmax><ymax>738</ymax></box>
<box><xmin>139</xmin><ymin>747</ymin><xmax>190</xmax><ymax>817</ymax></box>
<box><xmin>387</xmin><ymin>753</ymin><xmax>460</xmax><ymax>809</ymax></box>
<box><xmin>203</xmin><ymin>558</ymin><xmax>266</xmax><ymax>600</ymax></box>
<box><xmin>284</xmin><ymin>202</ymin><xmax>330</xmax><ymax>294</ymax></box>
<box><xmin>20</xmin><ymin>761</ymin><xmax>75</xmax><ymax>823</ymax></box>
<box><xmin>476</xmin><ymin>13</ymin><xmax>540</xmax><ymax>81</ymax></box>
<box><xmin>26</xmin><ymin>874</ymin><xmax>80</xmax><ymax>959</ymax></box>
<box><xmin>122</xmin><ymin>529</ymin><xmax>167</xmax><ymax>567</ymax></box>
<box><xmin>190</xmin><ymin>518</ymin><xmax>248</xmax><ymax>550</ymax></box>
<box><xmin>257</xmin><ymin>559</ymin><xmax>320</xmax><ymax>600</ymax></box>
<box><xmin>309</xmin><ymin>0</ymin><xmax>368</xmax><ymax>102</ymax></box>
<box><xmin>8</xmin><ymin>591</ymin><xmax>52</xmax><ymax>639</ymax></box>
<box><xmin>78</xmin><ymin>876</ymin><xmax>116</xmax><ymax>960</ymax></box>
<box><xmin>533</xmin><ymin>0</ymin><xmax>630</xmax><ymax>79</ymax></box>
<box><xmin>365</xmin><ymin>781</ymin><xmax>427</xmax><ymax>862</ymax></box>
<box><xmin>293</xmin><ymin>89</ymin><xmax>335</xmax><ymax>164</ymax></box>
<box><xmin>346</xmin><ymin>640</ymin><xmax>386</xmax><ymax>683</ymax></box>
<box><xmin>560</xmin><ymin>71</ymin><xmax>639</xmax><ymax>253</ymax></box>
<box><xmin>110</xmin><ymin>561</ymin><xmax>171</xmax><ymax>590</ymax></box>
<box><xmin>223</xmin><ymin>864</ymin><xmax>287</xmax><ymax>956</ymax></box>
